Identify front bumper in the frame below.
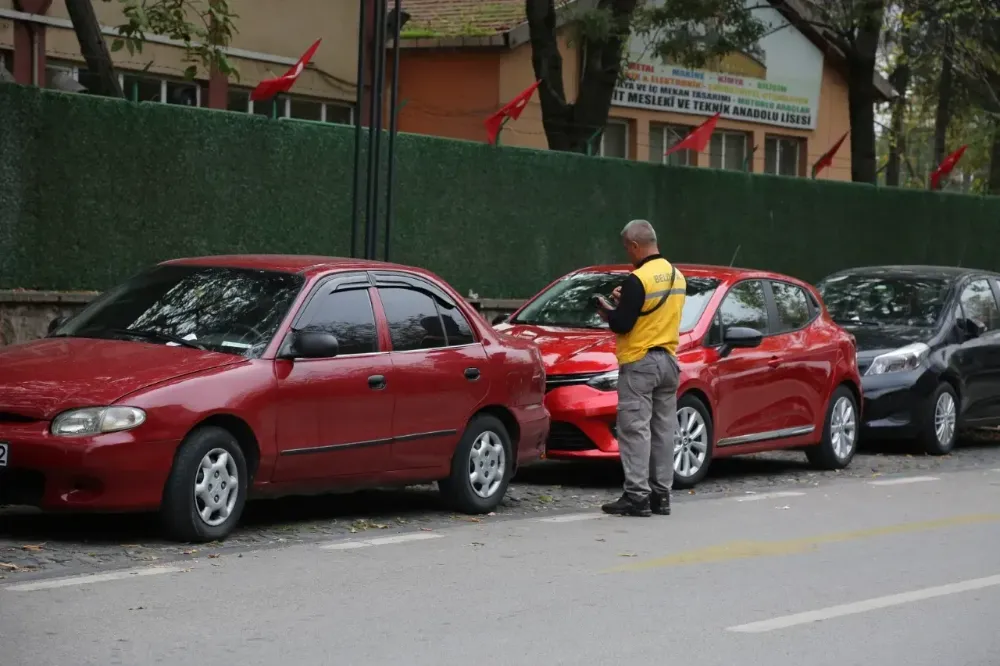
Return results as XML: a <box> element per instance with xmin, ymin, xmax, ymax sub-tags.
<box><xmin>0</xmin><ymin>422</ymin><xmax>178</xmax><ymax>511</ymax></box>
<box><xmin>543</xmin><ymin>384</ymin><xmax>621</xmax><ymax>460</ymax></box>
<box><xmin>860</xmin><ymin>368</ymin><xmax>938</xmax><ymax>439</ymax></box>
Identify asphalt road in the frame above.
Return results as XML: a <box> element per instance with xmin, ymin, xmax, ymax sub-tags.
<box><xmin>2</xmin><ymin>465</ymin><xmax>999</xmax><ymax>666</ymax></box>
<box><xmin>1</xmin><ymin>431</ymin><xmax>1000</xmax><ymax>579</ymax></box>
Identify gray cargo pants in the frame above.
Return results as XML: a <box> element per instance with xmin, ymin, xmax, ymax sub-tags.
<box><xmin>617</xmin><ymin>349</ymin><xmax>680</xmax><ymax>501</ymax></box>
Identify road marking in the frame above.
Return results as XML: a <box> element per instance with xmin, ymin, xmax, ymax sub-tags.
<box><xmin>735</xmin><ymin>491</ymin><xmax>805</xmax><ymax>502</ymax></box>
<box><xmin>3</xmin><ymin>565</ymin><xmax>185</xmax><ymax>592</ymax></box>
<box><xmin>538</xmin><ymin>513</ymin><xmax>602</xmax><ymax>523</ymax></box>
<box><xmin>605</xmin><ymin>512</ymin><xmax>1000</xmax><ymax>573</ymax></box>
<box><xmin>868</xmin><ymin>476</ymin><xmax>939</xmax><ymax>486</ymax></box>
<box><xmin>320</xmin><ymin>532</ymin><xmax>445</xmax><ymax>550</ymax></box>
<box><xmin>727</xmin><ymin>574</ymin><xmax>1000</xmax><ymax>633</ymax></box>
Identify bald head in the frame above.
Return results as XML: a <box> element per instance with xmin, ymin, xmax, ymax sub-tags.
<box><xmin>620</xmin><ymin>219</ymin><xmax>659</xmax><ymax>266</ymax></box>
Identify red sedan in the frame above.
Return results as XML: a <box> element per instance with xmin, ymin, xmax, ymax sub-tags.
<box><xmin>0</xmin><ymin>256</ymin><xmax>548</xmax><ymax>541</ymax></box>
<box><xmin>495</xmin><ymin>264</ymin><xmax>862</xmax><ymax>488</ymax></box>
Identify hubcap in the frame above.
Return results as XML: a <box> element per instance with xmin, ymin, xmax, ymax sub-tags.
<box><xmin>194</xmin><ymin>448</ymin><xmax>239</xmax><ymax>527</ymax></box>
<box><xmin>674</xmin><ymin>407</ymin><xmax>708</xmax><ymax>478</ymax></box>
<box><xmin>469</xmin><ymin>431</ymin><xmax>506</xmax><ymax>499</ymax></box>
<box><xmin>934</xmin><ymin>391</ymin><xmax>957</xmax><ymax>446</ymax></box>
<box><xmin>829</xmin><ymin>396</ymin><xmax>857</xmax><ymax>461</ymax></box>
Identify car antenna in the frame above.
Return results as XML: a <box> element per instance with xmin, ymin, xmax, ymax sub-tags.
<box><xmin>728</xmin><ymin>244</ymin><xmax>741</xmax><ymax>267</ymax></box>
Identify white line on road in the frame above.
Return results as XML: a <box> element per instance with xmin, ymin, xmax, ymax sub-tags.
<box><xmin>320</xmin><ymin>532</ymin><xmax>445</xmax><ymax>551</ymax></box>
<box><xmin>868</xmin><ymin>476</ymin><xmax>939</xmax><ymax>486</ymax></box>
<box><xmin>735</xmin><ymin>491</ymin><xmax>805</xmax><ymax>502</ymax></box>
<box><xmin>727</xmin><ymin>574</ymin><xmax>1000</xmax><ymax>633</ymax></box>
<box><xmin>537</xmin><ymin>513</ymin><xmax>602</xmax><ymax>523</ymax></box>
<box><xmin>3</xmin><ymin>565</ymin><xmax>185</xmax><ymax>592</ymax></box>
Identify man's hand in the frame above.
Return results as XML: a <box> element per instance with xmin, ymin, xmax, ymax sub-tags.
<box><xmin>611</xmin><ymin>286</ymin><xmax>622</xmax><ymax>302</ymax></box>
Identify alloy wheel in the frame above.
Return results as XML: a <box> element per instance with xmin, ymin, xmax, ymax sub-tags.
<box><xmin>674</xmin><ymin>406</ymin><xmax>708</xmax><ymax>478</ymax></box>
<box><xmin>934</xmin><ymin>391</ymin><xmax>957</xmax><ymax>447</ymax></box>
<box><xmin>829</xmin><ymin>396</ymin><xmax>857</xmax><ymax>461</ymax></box>
<box><xmin>193</xmin><ymin>448</ymin><xmax>240</xmax><ymax>527</ymax></box>
<box><xmin>469</xmin><ymin>430</ymin><xmax>506</xmax><ymax>499</ymax></box>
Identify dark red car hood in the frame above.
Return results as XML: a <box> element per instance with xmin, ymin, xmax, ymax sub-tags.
<box><xmin>0</xmin><ymin>337</ymin><xmax>244</xmax><ymax>420</ymax></box>
<box><xmin>496</xmin><ymin>323</ymin><xmax>695</xmax><ymax>375</ymax></box>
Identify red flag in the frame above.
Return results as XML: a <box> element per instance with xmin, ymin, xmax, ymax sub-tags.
<box><xmin>250</xmin><ymin>38</ymin><xmax>322</xmax><ymax>102</ymax></box>
<box><xmin>485</xmin><ymin>80</ymin><xmax>541</xmax><ymax>144</ymax></box>
<box><xmin>930</xmin><ymin>145</ymin><xmax>968</xmax><ymax>190</ymax></box>
<box><xmin>811</xmin><ymin>131</ymin><xmax>849</xmax><ymax>178</ymax></box>
<box><xmin>664</xmin><ymin>112</ymin><xmax>720</xmax><ymax>156</ymax></box>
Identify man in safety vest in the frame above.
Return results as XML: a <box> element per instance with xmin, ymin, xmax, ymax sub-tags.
<box><xmin>595</xmin><ymin>219</ymin><xmax>686</xmax><ymax>517</ymax></box>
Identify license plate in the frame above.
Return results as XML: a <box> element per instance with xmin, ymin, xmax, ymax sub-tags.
<box><xmin>0</xmin><ymin>442</ymin><xmax>7</xmax><ymax>467</ymax></box>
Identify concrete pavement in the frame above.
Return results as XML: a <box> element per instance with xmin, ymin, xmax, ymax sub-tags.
<box><xmin>2</xmin><ymin>469</ymin><xmax>999</xmax><ymax>666</ymax></box>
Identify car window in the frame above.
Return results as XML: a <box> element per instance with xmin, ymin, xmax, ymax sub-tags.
<box><xmin>816</xmin><ymin>273</ymin><xmax>952</xmax><ymax>328</ymax></box>
<box><xmin>959</xmin><ymin>279</ymin><xmax>1000</xmax><ymax>331</ymax></box>
<box><xmin>299</xmin><ymin>288</ymin><xmax>378</xmax><ymax>356</ymax></box>
<box><xmin>771</xmin><ymin>281</ymin><xmax>811</xmax><ymax>332</ymax></box>
<box><xmin>379</xmin><ymin>287</ymin><xmax>448</xmax><ymax>351</ymax></box>
<box><xmin>437</xmin><ymin>299</ymin><xmax>476</xmax><ymax>346</ymax></box>
<box><xmin>710</xmin><ymin>280</ymin><xmax>769</xmax><ymax>342</ymax></box>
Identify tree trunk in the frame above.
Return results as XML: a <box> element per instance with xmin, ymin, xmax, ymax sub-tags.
<box><xmin>65</xmin><ymin>0</ymin><xmax>123</xmax><ymax>97</ymax></box>
<box><xmin>933</xmin><ymin>29</ymin><xmax>954</xmax><ymax>167</ymax></box>
<box><xmin>885</xmin><ymin>33</ymin><xmax>913</xmax><ymax>187</ymax></box>
<box><xmin>845</xmin><ymin>1</ymin><xmax>884</xmax><ymax>184</ymax></box>
<box><xmin>525</xmin><ymin>0</ymin><xmax>638</xmax><ymax>153</ymax></box>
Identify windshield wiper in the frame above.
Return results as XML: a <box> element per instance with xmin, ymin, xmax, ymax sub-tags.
<box><xmin>835</xmin><ymin>318</ymin><xmax>883</xmax><ymax>327</ymax></box>
<box><xmin>112</xmin><ymin>328</ymin><xmax>208</xmax><ymax>351</ymax></box>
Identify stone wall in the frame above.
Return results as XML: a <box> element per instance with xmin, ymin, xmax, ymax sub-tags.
<box><xmin>0</xmin><ymin>291</ymin><xmax>523</xmax><ymax>347</ymax></box>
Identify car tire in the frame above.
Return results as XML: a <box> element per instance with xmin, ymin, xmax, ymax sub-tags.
<box><xmin>161</xmin><ymin>426</ymin><xmax>249</xmax><ymax>543</ymax></box>
<box><xmin>672</xmin><ymin>394</ymin><xmax>714</xmax><ymax>490</ymax></box>
<box><xmin>439</xmin><ymin>414</ymin><xmax>513</xmax><ymax>514</ymax></box>
<box><xmin>918</xmin><ymin>382</ymin><xmax>958</xmax><ymax>456</ymax></box>
<box><xmin>806</xmin><ymin>385</ymin><xmax>859</xmax><ymax>470</ymax></box>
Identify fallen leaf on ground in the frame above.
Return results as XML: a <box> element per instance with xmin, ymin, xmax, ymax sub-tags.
<box><xmin>21</xmin><ymin>544</ymin><xmax>44</xmax><ymax>552</ymax></box>
<box><xmin>208</xmin><ymin>554</ymin><xmax>220</xmax><ymax>559</ymax></box>
<box><xmin>538</xmin><ymin>495</ymin><xmax>554</xmax><ymax>503</ymax></box>
<box><xmin>420</xmin><ymin>528</ymin><xmax>434</xmax><ymax>532</ymax></box>
<box><xmin>0</xmin><ymin>563</ymin><xmax>19</xmax><ymax>571</ymax></box>
<box><xmin>471</xmin><ymin>542</ymin><xmax>485</xmax><ymax>547</ymax></box>
<box><xmin>618</xmin><ymin>552</ymin><xmax>637</xmax><ymax>558</ymax></box>
<box><xmin>595</xmin><ymin>538</ymin><xmax>606</xmax><ymax>542</ymax></box>
<box><xmin>182</xmin><ymin>550</ymin><xmax>198</xmax><ymax>555</ymax></box>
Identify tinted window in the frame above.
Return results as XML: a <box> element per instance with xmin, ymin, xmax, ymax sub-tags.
<box><xmin>300</xmin><ymin>289</ymin><xmax>378</xmax><ymax>356</ymax></box>
<box><xmin>816</xmin><ymin>273</ymin><xmax>952</xmax><ymax>327</ymax></box>
<box><xmin>715</xmin><ymin>280</ymin><xmax>769</xmax><ymax>338</ymax></box>
<box><xmin>512</xmin><ymin>271</ymin><xmax>720</xmax><ymax>333</ymax></box>
<box><xmin>437</xmin><ymin>300</ymin><xmax>476</xmax><ymax>346</ymax></box>
<box><xmin>57</xmin><ymin>265</ymin><xmax>304</xmax><ymax>358</ymax></box>
<box><xmin>771</xmin><ymin>281</ymin><xmax>811</xmax><ymax>331</ymax></box>
<box><xmin>959</xmin><ymin>279</ymin><xmax>1000</xmax><ymax>331</ymax></box>
<box><xmin>379</xmin><ymin>287</ymin><xmax>447</xmax><ymax>351</ymax></box>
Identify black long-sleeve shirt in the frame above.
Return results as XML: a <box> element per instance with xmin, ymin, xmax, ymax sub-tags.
<box><xmin>606</xmin><ymin>254</ymin><xmax>664</xmax><ymax>335</ymax></box>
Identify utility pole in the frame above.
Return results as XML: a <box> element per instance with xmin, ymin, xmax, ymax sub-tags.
<box><xmin>383</xmin><ymin>2</ymin><xmax>409</xmax><ymax>262</ymax></box>
<box><xmin>363</xmin><ymin>0</ymin><xmax>388</xmax><ymax>260</ymax></box>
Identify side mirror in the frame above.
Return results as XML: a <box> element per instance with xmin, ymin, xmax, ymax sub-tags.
<box><xmin>492</xmin><ymin>313</ymin><xmax>510</xmax><ymax>326</ymax></box>
<box><xmin>957</xmin><ymin>317</ymin><xmax>986</xmax><ymax>340</ymax></box>
<box><xmin>282</xmin><ymin>330</ymin><xmax>340</xmax><ymax>359</ymax></box>
<box><xmin>719</xmin><ymin>326</ymin><xmax>763</xmax><ymax>358</ymax></box>
<box><xmin>47</xmin><ymin>314</ymin><xmax>69</xmax><ymax>336</ymax></box>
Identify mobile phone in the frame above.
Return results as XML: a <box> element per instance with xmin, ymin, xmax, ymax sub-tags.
<box><xmin>592</xmin><ymin>294</ymin><xmax>614</xmax><ymax>310</ymax></box>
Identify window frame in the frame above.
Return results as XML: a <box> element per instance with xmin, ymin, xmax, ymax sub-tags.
<box><xmin>702</xmin><ymin>278</ymin><xmax>773</xmax><ymax>348</ymax></box>
<box><xmin>765</xmin><ymin>279</ymin><xmax>818</xmax><ymax>334</ymax></box>
<box><xmin>371</xmin><ymin>270</ymin><xmax>481</xmax><ymax>350</ymax></box>
<box><xmin>764</xmin><ymin>135</ymin><xmax>803</xmax><ymax>177</ymax></box>
<box><xmin>599</xmin><ymin>119</ymin><xmax>630</xmax><ymax>159</ymax></box>
<box><xmin>285</xmin><ymin>271</ymin><xmax>384</xmax><ymax>358</ymax></box>
<box><xmin>649</xmin><ymin>123</ymin><xmax>696</xmax><ymax>167</ymax></box>
<box><xmin>375</xmin><ymin>285</ymin><xmax>451</xmax><ymax>353</ymax></box>
<box><xmin>709</xmin><ymin>130</ymin><xmax>749</xmax><ymax>171</ymax></box>
<box><xmin>957</xmin><ymin>276</ymin><xmax>1000</xmax><ymax>332</ymax></box>
<box><xmin>247</xmin><ymin>95</ymin><xmax>354</xmax><ymax>124</ymax></box>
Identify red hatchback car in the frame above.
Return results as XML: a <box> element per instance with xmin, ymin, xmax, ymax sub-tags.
<box><xmin>495</xmin><ymin>264</ymin><xmax>862</xmax><ymax>488</ymax></box>
<box><xmin>0</xmin><ymin>256</ymin><xmax>549</xmax><ymax>542</ymax></box>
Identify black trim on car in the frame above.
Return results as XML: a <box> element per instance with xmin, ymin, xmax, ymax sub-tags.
<box><xmin>279</xmin><ymin>429</ymin><xmax>459</xmax><ymax>456</ymax></box>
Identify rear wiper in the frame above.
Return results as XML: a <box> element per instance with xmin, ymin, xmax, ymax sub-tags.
<box><xmin>836</xmin><ymin>318</ymin><xmax>883</xmax><ymax>327</ymax></box>
<box><xmin>112</xmin><ymin>328</ymin><xmax>207</xmax><ymax>351</ymax></box>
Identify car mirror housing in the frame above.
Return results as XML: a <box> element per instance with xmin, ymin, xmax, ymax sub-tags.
<box><xmin>492</xmin><ymin>313</ymin><xmax>510</xmax><ymax>326</ymax></box>
<box><xmin>282</xmin><ymin>330</ymin><xmax>340</xmax><ymax>359</ymax></box>
<box><xmin>719</xmin><ymin>326</ymin><xmax>763</xmax><ymax>358</ymax></box>
<box><xmin>956</xmin><ymin>317</ymin><xmax>986</xmax><ymax>340</ymax></box>
<box><xmin>47</xmin><ymin>314</ymin><xmax>69</xmax><ymax>336</ymax></box>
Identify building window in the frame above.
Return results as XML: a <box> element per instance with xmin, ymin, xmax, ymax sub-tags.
<box><xmin>649</xmin><ymin>124</ymin><xmax>696</xmax><ymax>166</ymax></box>
<box><xmin>1</xmin><ymin>50</ymin><xmax>13</xmax><ymax>76</ymax></box>
<box><xmin>765</xmin><ymin>136</ymin><xmax>803</xmax><ymax>177</ymax></box>
<box><xmin>165</xmin><ymin>79</ymin><xmax>200</xmax><ymax>106</ymax></box>
<box><xmin>246</xmin><ymin>95</ymin><xmax>353</xmax><ymax>123</ymax></box>
<box><xmin>600</xmin><ymin>120</ymin><xmax>629</xmax><ymax>159</ymax></box>
<box><xmin>709</xmin><ymin>131</ymin><xmax>749</xmax><ymax>171</ymax></box>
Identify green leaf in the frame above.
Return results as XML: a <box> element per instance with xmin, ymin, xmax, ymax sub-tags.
<box><xmin>183</xmin><ymin>65</ymin><xmax>198</xmax><ymax>79</ymax></box>
<box><xmin>111</xmin><ymin>38</ymin><xmax>124</xmax><ymax>52</ymax></box>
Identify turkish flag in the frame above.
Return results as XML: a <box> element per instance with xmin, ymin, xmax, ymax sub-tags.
<box><xmin>664</xmin><ymin>112</ymin><xmax>720</xmax><ymax>156</ymax></box>
<box><xmin>485</xmin><ymin>80</ymin><xmax>541</xmax><ymax>144</ymax></box>
<box><xmin>811</xmin><ymin>131</ymin><xmax>849</xmax><ymax>178</ymax></box>
<box><xmin>930</xmin><ymin>145</ymin><xmax>968</xmax><ymax>190</ymax></box>
<box><xmin>250</xmin><ymin>38</ymin><xmax>322</xmax><ymax>102</ymax></box>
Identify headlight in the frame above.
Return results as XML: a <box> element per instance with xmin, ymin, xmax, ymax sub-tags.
<box><xmin>51</xmin><ymin>407</ymin><xmax>147</xmax><ymax>437</ymax></box>
<box><xmin>865</xmin><ymin>343</ymin><xmax>930</xmax><ymax>376</ymax></box>
<box><xmin>587</xmin><ymin>370</ymin><xmax>619</xmax><ymax>391</ymax></box>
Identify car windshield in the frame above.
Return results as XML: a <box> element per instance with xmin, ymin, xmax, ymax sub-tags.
<box><xmin>54</xmin><ymin>264</ymin><xmax>305</xmax><ymax>358</ymax></box>
<box><xmin>816</xmin><ymin>273</ymin><xmax>953</xmax><ymax>328</ymax></box>
<box><xmin>511</xmin><ymin>271</ymin><xmax>720</xmax><ymax>332</ymax></box>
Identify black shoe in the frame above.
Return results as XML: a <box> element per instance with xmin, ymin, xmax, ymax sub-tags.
<box><xmin>601</xmin><ymin>494</ymin><xmax>652</xmax><ymax>517</ymax></box>
<box><xmin>651</xmin><ymin>492</ymin><xmax>671</xmax><ymax>516</ymax></box>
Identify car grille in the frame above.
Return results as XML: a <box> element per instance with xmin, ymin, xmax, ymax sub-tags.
<box><xmin>545</xmin><ymin>373</ymin><xmax>602</xmax><ymax>393</ymax></box>
<box><xmin>0</xmin><ymin>411</ymin><xmax>39</xmax><ymax>424</ymax></box>
<box><xmin>546</xmin><ymin>422</ymin><xmax>598</xmax><ymax>451</ymax></box>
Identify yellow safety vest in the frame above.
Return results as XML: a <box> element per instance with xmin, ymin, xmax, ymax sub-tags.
<box><xmin>615</xmin><ymin>257</ymin><xmax>686</xmax><ymax>365</ymax></box>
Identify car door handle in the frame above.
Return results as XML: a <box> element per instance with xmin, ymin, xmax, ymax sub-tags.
<box><xmin>368</xmin><ymin>375</ymin><xmax>386</xmax><ymax>390</ymax></box>
<box><xmin>464</xmin><ymin>367</ymin><xmax>481</xmax><ymax>381</ymax></box>
<box><xmin>767</xmin><ymin>356</ymin><xmax>781</xmax><ymax>368</ymax></box>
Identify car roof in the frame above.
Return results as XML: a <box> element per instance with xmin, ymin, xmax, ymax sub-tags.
<box><xmin>820</xmin><ymin>265</ymin><xmax>1000</xmax><ymax>281</ymax></box>
<box><xmin>161</xmin><ymin>254</ymin><xmax>432</xmax><ymax>279</ymax></box>
<box><xmin>574</xmin><ymin>263</ymin><xmax>796</xmax><ymax>282</ymax></box>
